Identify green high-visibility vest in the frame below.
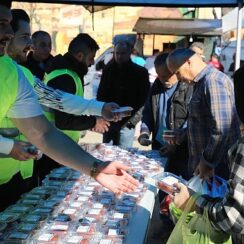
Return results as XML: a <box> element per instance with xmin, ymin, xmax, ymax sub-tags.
<box><xmin>0</xmin><ymin>65</ymin><xmax>35</xmax><ymax>184</ymax></box>
<box><xmin>44</xmin><ymin>69</ymin><xmax>83</xmax><ymax>143</ymax></box>
<box><xmin>0</xmin><ymin>56</ymin><xmax>18</xmax><ymax>124</ymax></box>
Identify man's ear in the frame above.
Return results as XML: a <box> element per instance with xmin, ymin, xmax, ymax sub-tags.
<box><xmin>187</xmin><ymin>59</ymin><xmax>192</xmax><ymax>68</ymax></box>
<box><xmin>74</xmin><ymin>51</ymin><xmax>85</xmax><ymax>62</ymax></box>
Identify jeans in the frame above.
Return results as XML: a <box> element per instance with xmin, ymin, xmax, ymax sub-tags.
<box><xmin>103</xmin><ymin>125</ymin><xmax>135</xmax><ymax>149</ymax></box>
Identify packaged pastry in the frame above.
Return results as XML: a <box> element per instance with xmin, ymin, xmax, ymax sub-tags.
<box><xmin>62</xmin><ymin>234</ymin><xmax>90</xmax><ymax>244</ymax></box>
<box><xmin>86</xmin><ymin>208</ymin><xmax>105</xmax><ymax>221</ymax></box>
<box><xmin>104</xmin><ymin>218</ymin><xmax>128</xmax><ymax>229</ymax></box>
<box><xmin>17</xmin><ymin>222</ymin><xmax>39</xmax><ymax>232</ymax></box>
<box><xmin>154</xmin><ymin>172</ymin><xmax>187</xmax><ymax>194</ymax></box>
<box><xmin>41</xmin><ymin>200</ymin><xmax>59</xmax><ymax>208</ymax></box>
<box><xmin>111</xmin><ymin>106</ymin><xmax>133</xmax><ymax>118</ymax></box>
<box><xmin>21</xmin><ymin>214</ymin><xmax>43</xmax><ymax>223</ymax></box>
<box><xmin>31</xmin><ymin>207</ymin><xmax>53</xmax><ymax>217</ymax></box>
<box><xmin>0</xmin><ymin>211</ymin><xmax>22</xmax><ymax>223</ymax></box>
<box><xmin>99</xmin><ymin>238</ymin><xmax>123</xmax><ymax>244</ymax></box>
<box><xmin>79</xmin><ymin>216</ymin><xmax>96</xmax><ymax>225</ymax></box>
<box><xmin>49</xmin><ymin>221</ymin><xmax>70</xmax><ymax>232</ymax></box>
<box><xmin>75</xmin><ymin>223</ymin><xmax>96</xmax><ymax>235</ymax></box>
<box><xmin>34</xmin><ymin>232</ymin><xmax>60</xmax><ymax>243</ymax></box>
<box><xmin>69</xmin><ymin>201</ymin><xmax>83</xmax><ymax>209</ymax></box>
<box><xmin>114</xmin><ymin>205</ymin><xmax>133</xmax><ymax>215</ymax></box>
<box><xmin>106</xmin><ymin>228</ymin><xmax>127</xmax><ymax>240</ymax></box>
<box><xmin>22</xmin><ymin>193</ymin><xmax>46</xmax><ymax>201</ymax></box>
<box><xmin>18</xmin><ymin>198</ymin><xmax>40</xmax><ymax>206</ymax></box>
<box><xmin>30</xmin><ymin>187</ymin><xmax>49</xmax><ymax>195</ymax></box>
<box><xmin>6</xmin><ymin>204</ymin><xmax>33</xmax><ymax>214</ymax></box>
<box><xmin>53</xmin><ymin>213</ymin><xmax>71</xmax><ymax>222</ymax></box>
<box><xmin>99</xmin><ymin>198</ymin><xmax>113</xmax><ymax>208</ymax></box>
<box><xmin>76</xmin><ymin>195</ymin><xmax>90</xmax><ymax>202</ymax></box>
<box><xmin>3</xmin><ymin>231</ymin><xmax>32</xmax><ymax>243</ymax></box>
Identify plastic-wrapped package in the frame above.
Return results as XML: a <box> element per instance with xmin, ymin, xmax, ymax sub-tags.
<box><xmin>154</xmin><ymin>172</ymin><xmax>187</xmax><ymax>194</ymax></box>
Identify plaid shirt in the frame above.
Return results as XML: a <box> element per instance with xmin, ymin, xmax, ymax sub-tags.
<box><xmin>196</xmin><ymin>137</ymin><xmax>244</xmax><ymax>242</ymax></box>
<box><xmin>188</xmin><ymin>65</ymin><xmax>240</xmax><ymax>172</ymax></box>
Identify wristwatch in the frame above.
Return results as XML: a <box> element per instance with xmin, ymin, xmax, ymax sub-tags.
<box><xmin>90</xmin><ymin>160</ymin><xmax>107</xmax><ymax>178</ymax></box>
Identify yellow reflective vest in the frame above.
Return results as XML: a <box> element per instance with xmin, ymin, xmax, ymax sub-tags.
<box><xmin>0</xmin><ymin>58</ymin><xmax>34</xmax><ymax>185</ymax></box>
<box><xmin>44</xmin><ymin>69</ymin><xmax>83</xmax><ymax>143</ymax></box>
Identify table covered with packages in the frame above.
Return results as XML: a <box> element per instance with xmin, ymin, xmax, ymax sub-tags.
<box><xmin>0</xmin><ymin>144</ymin><xmax>167</xmax><ymax>244</ymax></box>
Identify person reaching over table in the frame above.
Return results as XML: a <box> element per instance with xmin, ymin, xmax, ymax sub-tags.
<box><xmin>0</xmin><ymin>0</ymin><xmax>138</xmax><ymax>211</ymax></box>
<box><xmin>171</xmin><ymin>63</ymin><xmax>244</xmax><ymax>243</ymax></box>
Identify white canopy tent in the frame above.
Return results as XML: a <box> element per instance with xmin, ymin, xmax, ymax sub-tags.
<box><xmin>14</xmin><ymin>0</ymin><xmax>244</xmax><ymax>69</ymax></box>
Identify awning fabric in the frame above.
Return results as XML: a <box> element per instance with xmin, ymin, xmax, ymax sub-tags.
<box><xmin>83</xmin><ymin>5</ymin><xmax>112</xmax><ymax>12</ymax></box>
<box><xmin>133</xmin><ymin>17</ymin><xmax>222</xmax><ymax>36</ymax></box>
<box><xmin>13</xmin><ymin>0</ymin><xmax>242</xmax><ymax>7</ymax></box>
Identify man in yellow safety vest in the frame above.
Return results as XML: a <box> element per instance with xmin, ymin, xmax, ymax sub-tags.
<box><xmin>0</xmin><ymin>1</ymin><xmax>138</xmax><ymax>211</ymax></box>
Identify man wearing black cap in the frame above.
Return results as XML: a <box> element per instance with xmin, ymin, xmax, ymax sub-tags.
<box><xmin>171</xmin><ymin>65</ymin><xmax>244</xmax><ymax>243</ymax></box>
<box><xmin>167</xmin><ymin>48</ymin><xmax>240</xmax><ymax>180</ymax></box>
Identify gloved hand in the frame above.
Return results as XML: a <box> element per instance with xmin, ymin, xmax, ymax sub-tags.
<box><xmin>138</xmin><ymin>133</ymin><xmax>152</xmax><ymax>146</ymax></box>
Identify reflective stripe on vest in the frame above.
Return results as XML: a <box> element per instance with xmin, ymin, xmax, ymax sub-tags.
<box><xmin>0</xmin><ymin>64</ymin><xmax>34</xmax><ymax>185</ymax></box>
<box><xmin>44</xmin><ymin>69</ymin><xmax>83</xmax><ymax>142</ymax></box>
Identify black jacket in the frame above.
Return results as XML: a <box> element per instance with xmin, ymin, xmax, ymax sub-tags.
<box><xmin>97</xmin><ymin>59</ymin><xmax>150</xmax><ymax>127</ymax></box>
<box><xmin>45</xmin><ymin>53</ymin><xmax>96</xmax><ymax>131</ymax></box>
<box><xmin>142</xmin><ymin>78</ymin><xmax>193</xmax><ymax>149</ymax></box>
<box><xmin>23</xmin><ymin>52</ymin><xmax>53</xmax><ymax>80</ymax></box>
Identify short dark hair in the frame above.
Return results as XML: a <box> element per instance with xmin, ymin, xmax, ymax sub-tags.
<box><xmin>32</xmin><ymin>30</ymin><xmax>51</xmax><ymax>43</ymax></box>
<box><xmin>68</xmin><ymin>33</ymin><xmax>99</xmax><ymax>56</ymax></box>
<box><xmin>154</xmin><ymin>52</ymin><xmax>169</xmax><ymax>67</ymax></box>
<box><xmin>11</xmin><ymin>9</ymin><xmax>30</xmax><ymax>33</ymax></box>
<box><xmin>0</xmin><ymin>0</ymin><xmax>12</xmax><ymax>8</ymax></box>
<box><xmin>114</xmin><ymin>41</ymin><xmax>132</xmax><ymax>53</ymax></box>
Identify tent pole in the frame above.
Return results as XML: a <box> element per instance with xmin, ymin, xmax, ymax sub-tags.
<box><xmin>152</xmin><ymin>34</ymin><xmax>155</xmax><ymax>54</ymax></box>
<box><xmin>235</xmin><ymin>0</ymin><xmax>243</xmax><ymax>71</ymax></box>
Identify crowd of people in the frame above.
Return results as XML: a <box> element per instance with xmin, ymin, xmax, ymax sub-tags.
<box><xmin>0</xmin><ymin>1</ymin><xmax>244</xmax><ymax>243</ymax></box>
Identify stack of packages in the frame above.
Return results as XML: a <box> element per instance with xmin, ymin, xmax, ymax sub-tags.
<box><xmin>0</xmin><ymin>143</ymin><xmax>163</xmax><ymax>243</ymax></box>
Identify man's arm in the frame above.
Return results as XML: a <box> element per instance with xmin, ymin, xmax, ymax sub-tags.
<box><xmin>195</xmin><ymin>140</ymin><xmax>244</xmax><ymax>234</ymax></box>
<box><xmin>173</xmin><ymin>140</ymin><xmax>244</xmax><ymax>235</ymax></box>
<box><xmin>12</xmin><ymin>115</ymin><xmax>138</xmax><ymax>193</ymax></box>
<box><xmin>34</xmin><ymin>78</ymin><xmax>119</xmax><ymax>121</ymax></box>
<box><xmin>12</xmin><ymin>115</ymin><xmax>94</xmax><ymax>174</ymax></box>
<box><xmin>8</xmin><ymin>65</ymin><xmax>138</xmax><ymax>193</ymax></box>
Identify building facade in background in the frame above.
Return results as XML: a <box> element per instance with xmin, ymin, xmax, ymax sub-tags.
<box><xmin>12</xmin><ymin>2</ymin><xmax>219</xmax><ymax>56</ymax></box>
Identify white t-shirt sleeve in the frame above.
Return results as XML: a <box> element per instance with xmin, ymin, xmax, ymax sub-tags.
<box><xmin>34</xmin><ymin>77</ymin><xmax>104</xmax><ymax>116</ymax></box>
<box><xmin>7</xmin><ymin>65</ymin><xmax>43</xmax><ymax>118</ymax></box>
<box><xmin>61</xmin><ymin>92</ymin><xmax>104</xmax><ymax>116</ymax></box>
<box><xmin>0</xmin><ymin>135</ymin><xmax>14</xmax><ymax>155</ymax></box>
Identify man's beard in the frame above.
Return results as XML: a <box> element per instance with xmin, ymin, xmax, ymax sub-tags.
<box><xmin>80</xmin><ymin>61</ymin><xmax>88</xmax><ymax>75</ymax></box>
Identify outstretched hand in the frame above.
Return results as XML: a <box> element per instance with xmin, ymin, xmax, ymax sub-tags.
<box><xmin>95</xmin><ymin>161</ymin><xmax>139</xmax><ymax>194</ymax></box>
<box><xmin>194</xmin><ymin>160</ymin><xmax>214</xmax><ymax>181</ymax></box>
<box><xmin>101</xmin><ymin>102</ymin><xmax>121</xmax><ymax>122</ymax></box>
